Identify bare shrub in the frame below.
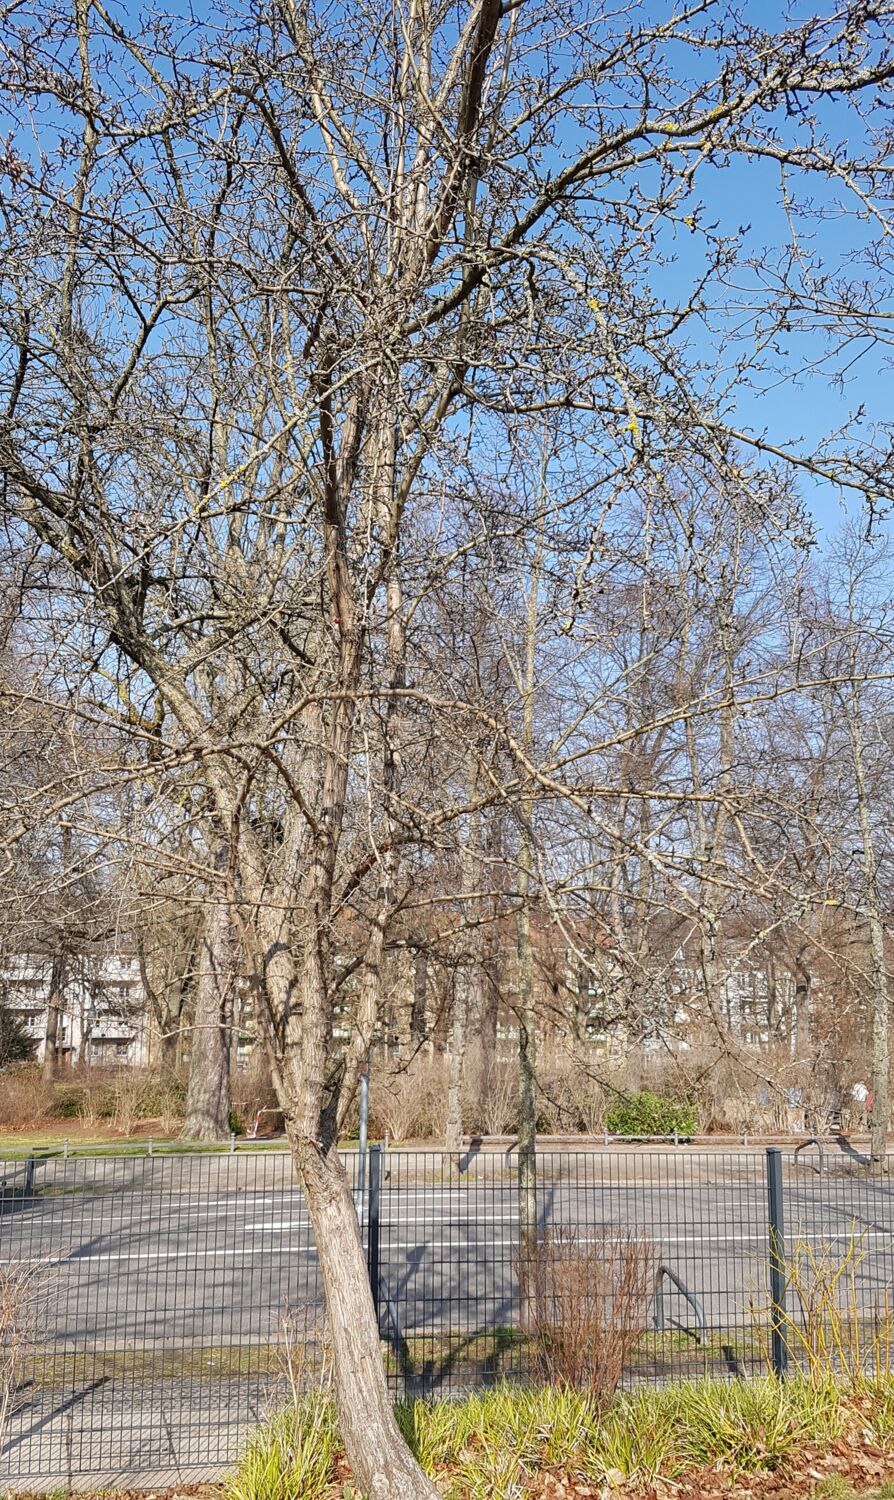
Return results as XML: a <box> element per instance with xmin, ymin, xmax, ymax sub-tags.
<box><xmin>112</xmin><ymin>1069</ymin><xmax>145</xmax><ymax>1135</ymax></box>
<box><xmin>76</xmin><ymin>1074</ymin><xmax>113</xmax><ymax>1129</ymax></box>
<box><xmin>567</xmin><ymin>1073</ymin><xmax>607</xmax><ymax>1137</ymax></box>
<box><xmin>141</xmin><ymin>1069</ymin><xmax>187</xmax><ymax>1136</ymax></box>
<box><xmin>408</xmin><ymin>1056</ymin><xmax>447</xmax><ymax>1140</ymax></box>
<box><xmin>0</xmin><ymin>1066</ymin><xmax>53</xmax><ymax>1129</ymax></box>
<box><xmin>0</xmin><ymin>1265</ymin><xmax>45</xmax><ymax>1456</ymax></box>
<box><xmin>477</xmin><ymin>1060</ymin><xmax>518</xmax><ymax>1136</ymax></box>
<box><xmin>280</xmin><ymin>1305</ymin><xmax>331</xmax><ymax>1407</ymax></box>
<box><xmin>534</xmin><ymin>1043</ymin><xmax>623</xmax><ymax>1136</ymax></box>
<box><xmin>537</xmin><ymin>1071</ymin><xmax>582</xmax><ymax>1133</ymax></box>
<box><xmin>368</xmin><ymin>1053</ymin><xmax>447</xmax><ymax>1142</ymax></box>
<box><xmin>460</xmin><ymin>1045</ymin><xmax>517</xmax><ymax>1136</ymax></box>
<box><xmin>525</xmin><ymin>1228</ymin><xmax>656</xmax><ymax>1406</ymax></box>
<box><xmin>751</xmin><ymin>1231</ymin><xmax>894</xmax><ymax>1387</ymax></box>
<box><xmin>373</xmin><ymin>1071</ymin><xmax>419</xmax><ymax>1143</ymax></box>
<box><xmin>231</xmin><ymin>1050</ymin><xmax>277</xmax><ymax>1134</ymax></box>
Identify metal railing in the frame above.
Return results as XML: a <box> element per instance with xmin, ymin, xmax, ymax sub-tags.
<box><xmin>2</xmin><ymin>1141</ymin><xmax>893</xmax><ymax>1489</ymax></box>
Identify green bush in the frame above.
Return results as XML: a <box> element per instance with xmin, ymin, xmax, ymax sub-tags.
<box><xmin>605</xmin><ymin>1090</ymin><xmax>697</xmax><ymax>1139</ymax></box>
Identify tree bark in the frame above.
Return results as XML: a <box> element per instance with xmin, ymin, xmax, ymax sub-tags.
<box><xmin>137</xmin><ymin>950</ymin><xmax>183</xmax><ymax>1073</ymax></box>
<box><xmin>516</xmin><ymin>497</ymin><xmax>542</xmax><ymax>1325</ymax></box>
<box><xmin>287</xmin><ymin>1131</ymin><xmax>440</xmax><ymax>1500</ymax></box>
<box><xmin>42</xmin><ymin>955</ymin><xmax>65</xmax><ymax>1082</ymax></box>
<box><xmin>182</xmin><ymin>899</ymin><xmax>233</xmax><ymax>1141</ymax></box>
<box><xmin>445</xmin><ymin>969</ymin><xmax>468</xmax><ymax>1152</ymax></box>
<box><xmin>516</xmin><ymin>828</ymin><xmax>538</xmax><ymax>1322</ymax></box>
<box><xmin>410</xmin><ymin>944</ymin><xmax>429</xmax><ymax>1053</ymax></box>
<box><xmin>849</xmin><ymin>698</ymin><xmax>890</xmax><ymax>1173</ymax></box>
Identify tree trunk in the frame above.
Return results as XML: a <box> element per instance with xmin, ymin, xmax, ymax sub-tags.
<box><xmin>182</xmin><ymin>899</ymin><xmax>233</xmax><ymax>1140</ymax></box>
<box><xmin>445</xmin><ymin>970</ymin><xmax>468</xmax><ymax>1152</ymax></box>
<box><xmin>516</xmin><ymin>852</ymin><xmax>538</xmax><ymax>1323</ymax></box>
<box><xmin>137</xmin><ymin>950</ymin><xmax>185</xmax><ymax>1074</ymax></box>
<box><xmin>410</xmin><ymin>944</ymin><xmax>429</xmax><ymax>1053</ymax></box>
<box><xmin>850</xmin><ymin>701</ymin><xmax>890</xmax><ymax>1174</ymax></box>
<box><xmin>42</xmin><ymin>956</ymin><xmax>65</xmax><ymax>1082</ymax></box>
<box><xmin>158</xmin><ymin>1027</ymin><xmax>180</xmax><ymax>1072</ymax></box>
<box><xmin>516</xmin><ymin>492</ymin><xmax>542</xmax><ymax>1324</ymax></box>
<box><xmin>289</xmin><ymin>1131</ymin><xmax>441</xmax><ymax>1500</ymax></box>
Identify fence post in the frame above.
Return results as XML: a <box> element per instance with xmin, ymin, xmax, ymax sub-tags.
<box><xmin>367</xmin><ymin>1142</ymin><xmax>382</xmax><ymax>1333</ymax></box>
<box><xmin>766</xmin><ymin>1147</ymin><xmax>788</xmax><ymax>1377</ymax></box>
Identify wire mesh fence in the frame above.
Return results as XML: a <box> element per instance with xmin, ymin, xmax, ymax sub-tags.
<box><xmin>375</xmin><ymin>1148</ymin><xmax>771</xmax><ymax>1395</ymax></box>
<box><xmin>1</xmin><ymin>1142</ymin><xmax>893</xmax><ymax>1488</ymax></box>
<box><xmin>0</xmin><ymin>1149</ymin><xmax>332</xmax><ymax>1488</ymax></box>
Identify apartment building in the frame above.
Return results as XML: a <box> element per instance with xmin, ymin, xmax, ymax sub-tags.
<box><xmin>1</xmin><ymin>953</ymin><xmax>149</xmax><ymax>1066</ymax></box>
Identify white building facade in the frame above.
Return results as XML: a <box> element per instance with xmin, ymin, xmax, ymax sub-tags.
<box><xmin>2</xmin><ymin>954</ymin><xmax>149</xmax><ymax>1067</ymax></box>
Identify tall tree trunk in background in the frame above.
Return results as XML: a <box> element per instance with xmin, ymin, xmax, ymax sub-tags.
<box><xmin>516</xmin><ymin>499</ymin><xmax>543</xmax><ymax>1322</ymax></box>
<box><xmin>473</xmin><ymin>927</ymin><xmax>501</xmax><ymax>1123</ymax></box>
<box><xmin>182</xmin><ymin>898</ymin><xmax>234</xmax><ymax>1140</ymax></box>
<box><xmin>849</xmin><ymin>694</ymin><xmax>890</xmax><ymax>1173</ymax></box>
<box><xmin>446</xmin><ymin>762</ymin><xmax>483</xmax><ymax>1151</ymax></box>
<box><xmin>445</xmin><ymin>970</ymin><xmax>469</xmax><ymax>1152</ymax></box>
<box><xmin>516</xmin><ymin>817</ymin><xmax>537</xmax><ymax>1317</ymax></box>
<box><xmin>137</xmin><ymin>949</ymin><xmax>184</xmax><ymax>1072</ymax></box>
<box><xmin>44</xmin><ymin>824</ymin><xmax>73</xmax><ymax>1082</ymax></box>
<box><xmin>410</xmin><ymin>944</ymin><xmax>429</xmax><ymax>1053</ymax></box>
<box><xmin>470</xmin><ymin>812</ymin><xmax>503</xmax><ymax>1125</ymax></box>
<box><xmin>42</xmin><ymin>953</ymin><xmax>65</xmax><ymax>1082</ymax></box>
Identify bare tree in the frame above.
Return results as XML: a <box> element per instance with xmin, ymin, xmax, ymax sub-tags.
<box><xmin>5</xmin><ymin>1</ymin><xmax>894</xmax><ymax>1490</ymax></box>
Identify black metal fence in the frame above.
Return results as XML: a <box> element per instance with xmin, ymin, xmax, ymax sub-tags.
<box><xmin>1</xmin><ymin>1141</ymin><xmax>893</xmax><ymax>1489</ymax></box>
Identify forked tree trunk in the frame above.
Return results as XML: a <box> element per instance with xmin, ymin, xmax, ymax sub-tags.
<box><xmin>182</xmin><ymin>900</ymin><xmax>233</xmax><ymax>1141</ymax></box>
<box><xmin>290</xmin><ymin>1131</ymin><xmax>441</xmax><ymax>1500</ymax></box>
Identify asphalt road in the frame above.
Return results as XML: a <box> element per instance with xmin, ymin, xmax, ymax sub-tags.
<box><xmin>2</xmin><ymin>1145</ymin><xmax>893</xmax><ymax>1488</ymax></box>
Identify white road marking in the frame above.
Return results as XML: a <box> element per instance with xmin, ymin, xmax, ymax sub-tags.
<box><xmin>4</xmin><ymin>1226</ymin><xmax>893</xmax><ymax>1268</ymax></box>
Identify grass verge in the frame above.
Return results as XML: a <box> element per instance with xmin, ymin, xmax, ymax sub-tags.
<box><xmin>220</xmin><ymin>1375</ymin><xmax>894</xmax><ymax>1500</ymax></box>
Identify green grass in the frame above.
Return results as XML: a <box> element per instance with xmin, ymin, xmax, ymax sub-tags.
<box><xmin>381</xmin><ymin>1325</ymin><xmax>759</xmax><ymax>1388</ymax></box>
<box><xmin>819</xmin><ymin>1485</ymin><xmax>894</xmax><ymax>1500</ymax></box>
<box><xmin>224</xmin><ymin>1397</ymin><xmax>338</xmax><ymax>1500</ymax></box>
<box><xmin>227</xmin><ymin>1375</ymin><xmax>881</xmax><ymax>1500</ymax></box>
<box><xmin>0</xmin><ymin>1134</ymin><xmax>292</xmax><ymax>1159</ymax></box>
<box><xmin>20</xmin><ymin>1327</ymin><xmax>756</xmax><ymax>1395</ymax></box>
<box><xmin>21</xmin><ymin>1344</ymin><xmax>312</xmax><ymax>1386</ymax></box>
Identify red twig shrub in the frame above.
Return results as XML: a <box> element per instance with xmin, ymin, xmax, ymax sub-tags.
<box><xmin>525</xmin><ymin>1227</ymin><xmax>655</xmax><ymax>1406</ymax></box>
